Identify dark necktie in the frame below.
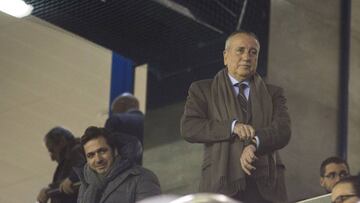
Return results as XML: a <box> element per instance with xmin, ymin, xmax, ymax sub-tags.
<box><xmin>236</xmin><ymin>83</ymin><xmax>248</xmax><ymax>113</ymax></box>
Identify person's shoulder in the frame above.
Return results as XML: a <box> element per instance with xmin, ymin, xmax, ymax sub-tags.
<box><xmin>188</xmin><ymin>79</ymin><xmax>213</xmax><ymax>93</ymax></box>
<box><xmin>129</xmin><ymin>166</ymin><xmax>161</xmax><ymax>195</ymax></box>
<box><xmin>265</xmin><ymin>83</ymin><xmax>286</xmax><ymax>97</ymax></box>
<box><xmin>106</xmin><ymin>111</ymin><xmax>138</xmax><ymax>122</ymax></box>
<box><xmin>110</xmin><ymin>110</ymin><xmax>143</xmax><ymax>119</ymax></box>
<box><xmin>131</xmin><ymin>166</ymin><xmax>159</xmax><ymax>179</ymax></box>
<box><xmin>128</xmin><ymin>110</ymin><xmax>144</xmax><ymax>117</ymax></box>
<box><xmin>125</xmin><ymin>166</ymin><xmax>160</xmax><ymax>186</ymax></box>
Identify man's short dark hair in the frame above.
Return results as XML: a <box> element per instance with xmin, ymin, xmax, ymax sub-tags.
<box><xmin>333</xmin><ymin>174</ymin><xmax>360</xmax><ymax>197</ymax></box>
<box><xmin>80</xmin><ymin>126</ymin><xmax>116</xmax><ymax>152</ymax></box>
<box><xmin>320</xmin><ymin>156</ymin><xmax>349</xmax><ymax>177</ymax></box>
<box><xmin>44</xmin><ymin>126</ymin><xmax>75</xmax><ymax>148</ymax></box>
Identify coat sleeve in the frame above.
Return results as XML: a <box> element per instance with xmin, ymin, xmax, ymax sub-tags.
<box><xmin>180</xmin><ymin>81</ymin><xmax>234</xmax><ymax>144</ymax></box>
<box><xmin>135</xmin><ymin>169</ymin><xmax>161</xmax><ymax>201</ymax></box>
<box><xmin>256</xmin><ymin>85</ymin><xmax>291</xmax><ymax>154</ymax></box>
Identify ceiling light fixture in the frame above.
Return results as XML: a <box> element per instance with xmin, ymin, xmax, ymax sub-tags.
<box><xmin>0</xmin><ymin>0</ymin><xmax>33</xmax><ymax>18</ymax></box>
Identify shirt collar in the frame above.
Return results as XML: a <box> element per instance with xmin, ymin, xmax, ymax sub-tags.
<box><xmin>228</xmin><ymin>73</ymin><xmax>250</xmax><ymax>87</ymax></box>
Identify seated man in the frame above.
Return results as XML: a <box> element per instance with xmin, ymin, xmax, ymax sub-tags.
<box><xmin>320</xmin><ymin>156</ymin><xmax>350</xmax><ymax>193</ymax></box>
<box><xmin>37</xmin><ymin>127</ymin><xmax>85</xmax><ymax>203</ymax></box>
<box><xmin>75</xmin><ymin>126</ymin><xmax>161</xmax><ymax>203</ymax></box>
<box><xmin>331</xmin><ymin>174</ymin><xmax>360</xmax><ymax>203</ymax></box>
<box><xmin>105</xmin><ymin>93</ymin><xmax>144</xmax><ymax>165</ymax></box>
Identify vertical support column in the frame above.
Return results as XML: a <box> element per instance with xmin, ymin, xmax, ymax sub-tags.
<box><xmin>338</xmin><ymin>0</ymin><xmax>351</xmax><ymax>159</ymax></box>
<box><xmin>109</xmin><ymin>52</ymin><xmax>133</xmax><ymax>113</ymax></box>
<box><xmin>134</xmin><ymin>64</ymin><xmax>148</xmax><ymax>114</ymax></box>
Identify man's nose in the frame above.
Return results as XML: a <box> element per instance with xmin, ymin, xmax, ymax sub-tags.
<box><xmin>95</xmin><ymin>153</ymin><xmax>103</xmax><ymax>163</ymax></box>
<box><xmin>334</xmin><ymin>175</ymin><xmax>341</xmax><ymax>183</ymax></box>
<box><xmin>242</xmin><ymin>52</ymin><xmax>250</xmax><ymax>60</ymax></box>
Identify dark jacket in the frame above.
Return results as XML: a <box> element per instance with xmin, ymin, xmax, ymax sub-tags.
<box><xmin>105</xmin><ymin>110</ymin><xmax>144</xmax><ymax>145</ymax></box>
<box><xmin>49</xmin><ymin>142</ymin><xmax>85</xmax><ymax>203</ymax></box>
<box><xmin>112</xmin><ymin>132</ymin><xmax>143</xmax><ymax>166</ymax></box>
<box><xmin>105</xmin><ymin>110</ymin><xmax>144</xmax><ymax>165</ymax></box>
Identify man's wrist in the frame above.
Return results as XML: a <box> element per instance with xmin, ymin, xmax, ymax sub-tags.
<box><xmin>249</xmin><ymin>138</ymin><xmax>257</xmax><ymax>150</ymax></box>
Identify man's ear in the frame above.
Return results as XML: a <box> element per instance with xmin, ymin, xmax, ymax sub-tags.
<box><xmin>113</xmin><ymin>148</ymin><xmax>119</xmax><ymax>157</ymax></box>
<box><xmin>223</xmin><ymin>50</ymin><xmax>227</xmax><ymax>66</ymax></box>
<box><xmin>320</xmin><ymin>177</ymin><xmax>325</xmax><ymax>187</ymax></box>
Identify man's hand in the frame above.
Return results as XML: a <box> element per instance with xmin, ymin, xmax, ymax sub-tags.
<box><xmin>234</xmin><ymin>122</ymin><xmax>255</xmax><ymax>141</ymax></box>
<box><xmin>240</xmin><ymin>145</ymin><xmax>258</xmax><ymax>175</ymax></box>
<box><xmin>36</xmin><ymin>187</ymin><xmax>50</xmax><ymax>203</ymax></box>
<box><xmin>59</xmin><ymin>178</ymin><xmax>75</xmax><ymax>194</ymax></box>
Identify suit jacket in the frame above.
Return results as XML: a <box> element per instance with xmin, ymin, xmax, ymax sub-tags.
<box><xmin>181</xmin><ymin>78</ymin><xmax>291</xmax><ymax>202</ymax></box>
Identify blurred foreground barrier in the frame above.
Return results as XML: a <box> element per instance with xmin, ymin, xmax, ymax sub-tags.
<box><xmin>296</xmin><ymin>194</ymin><xmax>331</xmax><ymax>203</ymax></box>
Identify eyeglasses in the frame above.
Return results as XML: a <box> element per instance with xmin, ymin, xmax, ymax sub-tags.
<box><xmin>331</xmin><ymin>194</ymin><xmax>357</xmax><ymax>203</ymax></box>
<box><xmin>324</xmin><ymin>171</ymin><xmax>349</xmax><ymax>180</ymax></box>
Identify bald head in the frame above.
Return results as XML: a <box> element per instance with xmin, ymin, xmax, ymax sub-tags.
<box><xmin>111</xmin><ymin>93</ymin><xmax>139</xmax><ymax>113</ymax></box>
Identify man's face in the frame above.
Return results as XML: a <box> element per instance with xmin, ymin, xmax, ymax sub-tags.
<box><xmin>223</xmin><ymin>33</ymin><xmax>260</xmax><ymax>81</ymax></box>
<box><xmin>84</xmin><ymin>136</ymin><xmax>114</xmax><ymax>175</ymax></box>
<box><xmin>331</xmin><ymin>182</ymin><xmax>359</xmax><ymax>203</ymax></box>
<box><xmin>320</xmin><ymin>163</ymin><xmax>349</xmax><ymax>192</ymax></box>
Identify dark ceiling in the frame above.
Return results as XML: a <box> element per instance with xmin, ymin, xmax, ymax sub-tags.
<box><xmin>24</xmin><ymin>0</ymin><xmax>270</xmax><ymax>108</ymax></box>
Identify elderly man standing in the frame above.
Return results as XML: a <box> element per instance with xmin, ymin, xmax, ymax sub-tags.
<box><xmin>75</xmin><ymin>126</ymin><xmax>161</xmax><ymax>203</ymax></box>
<box><xmin>181</xmin><ymin>31</ymin><xmax>291</xmax><ymax>203</ymax></box>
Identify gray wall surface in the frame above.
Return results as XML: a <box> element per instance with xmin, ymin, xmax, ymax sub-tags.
<box><xmin>348</xmin><ymin>0</ymin><xmax>360</xmax><ymax>175</ymax></box>
<box><xmin>268</xmin><ymin>0</ymin><xmax>340</xmax><ymax>201</ymax></box>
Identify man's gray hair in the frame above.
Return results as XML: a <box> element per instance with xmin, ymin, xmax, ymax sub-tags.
<box><xmin>224</xmin><ymin>30</ymin><xmax>259</xmax><ymax>50</ymax></box>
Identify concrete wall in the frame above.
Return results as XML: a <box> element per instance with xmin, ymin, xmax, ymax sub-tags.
<box><xmin>268</xmin><ymin>0</ymin><xmax>360</xmax><ymax>201</ymax></box>
<box><xmin>268</xmin><ymin>0</ymin><xmax>340</xmax><ymax>201</ymax></box>
<box><xmin>348</xmin><ymin>0</ymin><xmax>360</xmax><ymax>175</ymax></box>
<box><xmin>0</xmin><ymin>13</ymin><xmax>111</xmax><ymax>203</ymax></box>
<box><xmin>143</xmin><ymin>102</ymin><xmax>202</xmax><ymax>195</ymax></box>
